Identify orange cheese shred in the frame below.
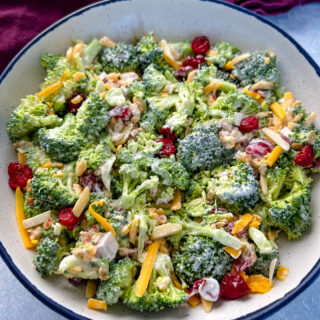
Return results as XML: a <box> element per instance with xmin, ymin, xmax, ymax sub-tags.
<box><xmin>232</xmin><ymin>214</ymin><xmax>252</xmax><ymax>234</ymax></box>
<box><xmin>135</xmin><ymin>241</ymin><xmax>159</xmax><ymax>297</ymax></box>
<box><xmin>249</xmin><ymin>215</ymin><xmax>262</xmax><ymax>228</ymax></box>
<box><xmin>283</xmin><ymin>92</ymin><xmax>294</xmax><ymax>110</ymax></box>
<box><xmin>17</xmin><ymin>152</ymin><xmax>26</xmax><ymax>165</ymax></box>
<box><xmin>171</xmin><ymin>272</ymin><xmax>183</xmax><ymax>290</ymax></box>
<box><xmin>87</xmin><ymin>298</ymin><xmax>107</xmax><ymax>311</ymax></box>
<box><xmin>276</xmin><ymin>265</ymin><xmax>290</xmax><ymax>281</ymax></box>
<box><xmin>224</xmin><ymin>246</ymin><xmax>242</xmax><ymax>259</ymax></box>
<box><xmin>187</xmin><ymin>294</ymin><xmax>201</xmax><ymax>308</ymax></box>
<box><xmin>36</xmin><ymin>81</ymin><xmax>62</xmax><ymax>99</ymax></box>
<box><xmin>88</xmin><ymin>201</ymin><xmax>116</xmax><ymax>237</ymax></box>
<box><xmin>162</xmin><ymin>52</ymin><xmax>182</xmax><ymax>70</ymax></box>
<box><xmin>246</xmin><ymin>274</ymin><xmax>272</xmax><ymax>293</ymax></box>
<box><xmin>16</xmin><ymin>187</ymin><xmax>34</xmax><ymax>249</ymax></box>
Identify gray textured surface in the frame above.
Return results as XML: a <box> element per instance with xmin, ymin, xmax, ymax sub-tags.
<box><xmin>0</xmin><ymin>2</ymin><xmax>319</xmax><ymax>320</ymax></box>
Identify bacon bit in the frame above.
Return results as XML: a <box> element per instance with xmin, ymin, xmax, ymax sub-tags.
<box><xmin>245</xmin><ymin>274</ymin><xmax>272</xmax><ymax>293</ymax></box>
<box><xmin>277</xmin><ymin>265</ymin><xmax>290</xmax><ymax>281</ymax></box>
<box><xmin>43</xmin><ymin>217</ymin><xmax>53</xmax><ymax>229</ymax></box>
<box><xmin>232</xmin><ymin>214</ymin><xmax>252</xmax><ymax>234</ymax></box>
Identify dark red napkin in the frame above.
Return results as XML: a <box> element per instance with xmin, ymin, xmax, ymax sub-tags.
<box><xmin>0</xmin><ymin>0</ymin><xmax>318</xmax><ymax>74</ymax></box>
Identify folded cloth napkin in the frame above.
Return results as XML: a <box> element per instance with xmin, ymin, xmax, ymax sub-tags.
<box><xmin>0</xmin><ymin>0</ymin><xmax>318</xmax><ymax>74</ymax></box>
<box><xmin>225</xmin><ymin>0</ymin><xmax>319</xmax><ymax>15</ymax></box>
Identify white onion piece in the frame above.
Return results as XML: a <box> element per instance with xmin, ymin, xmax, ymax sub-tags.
<box><xmin>198</xmin><ymin>278</ymin><xmax>220</xmax><ymax>302</ymax></box>
<box><xmin>280</xmin><ymin>127</ymin><xmax>294</xmax><ymax>142</ymax></box>
<box><xmin>261</xmin><ymin>128</ymin><xmax>290</xmax><ymax>151</ymax></box>
<box><xmin>234</xmin><ymin>112</ymin><xmax>244</xmax><ymax>126</ymax></box>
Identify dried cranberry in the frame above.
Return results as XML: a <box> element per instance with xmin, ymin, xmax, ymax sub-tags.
<box><xmin>294</xmin><ymin>144</ymin><xmax>314</xmax><ymax>167</ymax></box>
<box><xmin>211</xmin><ymin>207</ymin><xmax>228</xmax><ymax>214</ymax></box>
<box><xmin>220</xmin><ymin>272</ymin><xmax>250</xmax><ymax>300</ymax></box>
<box><xmin>239</xmin><ymin>116</ymin><xmax>259</xmax><ymax>133</ymax></box>
<box><xmin>174</xmin><ymin>66</ymin><xmax>193</xmax><ymax>81</ymax></box>
<box><xmin>67</xmin><ymin>93</ymin><xmax>86</xmax><ymax>114</ymax></box>
<box><xmin>59</xmin><ymin>207</ymin><xmax>83</xmax><ymax>230</ymax></box>
<box><xmin>191</xmin><ymin>36</ymin><xmax>210</xmax><ymax>54</ymax></box>
<box><xmin>188</xmin><ymin>279</ymin><xmax>206</xmax><ymax>296</ymax></box>
<box><xmin>245</xmin><ymin>138</ymin><xmax>273</xmax><ymax>157</ymax></box>
<box><xmin>68</xmin><ymin>277</ymin><xmax>83</xmax><ymax>286</ymax></box>
<box><xmin>8</xmin><ymin>163</ymin><xmax>32</xmax><ymax>190</ymax></box>
<box><xmin>109</xmin><ymin>106</ymin><xmax>132</xmax><ymax>122</ymax></box>
<box><xmin>159</xmin><ymin>127</ymin><xmax>175</xmax><ymax>142</ymax></box>
<box><xmin>156</xmin><ymin>138</ymin><xmax>177</xmax><ymax>157</ymax></box>
<box><xmin>79</xmin><ymin>174</ymin><xmax>104</xmax><ymax>193</ymax></box>
<box><xmin>182</xmin><ymin>55</ymin><xmax>206</xmax><ymax>69</ymax></box>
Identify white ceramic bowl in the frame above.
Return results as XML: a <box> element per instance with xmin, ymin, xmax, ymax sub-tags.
<box><xmin>0</xmin><ymin>0</ymin><xmax>319</xmax><ymax>319</ymax></box>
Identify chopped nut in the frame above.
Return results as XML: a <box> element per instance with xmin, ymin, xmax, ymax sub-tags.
<box><xmin>129</xmin><ymin>218</ymin><xmax>140</xmax><ymax>244</ymax></box>
<box><xmin>305</xmin><ymin>112</ymin><xmax>317</xmax><ymax>126</ymax></box>
<box><xmin>171</xmin><ymin>190</ymin><xmax>182</xmax><ymax>211</ymax></box>
<box><xmin>76</xmin><ymin>159</ymin><xmax>87</xmax><ymax>177</ymax></box>
<box><xmin>72</xmin><ymin>186</ymin><xmax>90</xmax><ymax>217</ymax></box>
<box><xmin>73</xmin><ymin>183</ymin><xmax>83</xmax><ymax>195</ymax></box>
<box><xmin>251</xmin><ymin>80</ymin><xmax>273</xmax><ymax>91</ymax></box>
<box><xmin>307</xmin><ymin>130</ymin><xmax>317</xmax><ymax>145</ymax></box>
<box><xmin>292</xmin><ymin>114</ymin><xmax>303</xmax><ymax>123</ymax></box>
<box><xmin>291</xmin><ymin>142</ymin><xmax>304</xmax><ymax>150</ymax></box>
<box><xmin>231</xmin><ymin>53</ymin><xmax>250</xmax><ymax>65</ymax></box>
<box><xmin>256</xmin><ymin>111</ymin><xmax>272</xmax><ymax>118</ymax></box>
<box><xmin>151</xmin><ymin>223</ymin><xmax>182</xmax><ymax>240</ymax></box>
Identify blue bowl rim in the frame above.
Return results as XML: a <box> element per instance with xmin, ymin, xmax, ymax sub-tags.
<box><xmin>0</xmin><ymin>0</ymin><xmax>319</xmax><ymax>319</ymax></box>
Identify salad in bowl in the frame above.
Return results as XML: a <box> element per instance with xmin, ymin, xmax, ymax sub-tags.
<box><xmin>6</xmin><ymin>32</ymin><xmax>318</xmax><ymax>314</ymax></box>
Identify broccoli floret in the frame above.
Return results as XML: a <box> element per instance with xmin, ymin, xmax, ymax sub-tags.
<box><xmin>38</xmin><ymin>113</ymin><xmax>84</xmax><ymax>162</ymax></box>
<box><xmin>23</xmin><ymin>190</ymin><xmax>47</xmax><ymax>219</ymax></box>
<box><xmin>193</xmin><ymin>64</ymin><xmax>218</xmax><ymax>87</ymax></box>
<box><xmin>136</xmin><ymin>33</ymin><xmax>164</xmax><ymax>69</ymax></box>
<box><xmin>40</xmin><ymin>53</ymin><xmax>73</xmax><ymax>87</ymax></box>
<box><xmin>247</xmin><ymin>249</ymin><xmax>280</xmax><ymax>277</ymax></box>
<box><xmin>155</xmin><ymin>186</ymin><xmax>175</xmax><ymax>205</ymax></box>
<box><xmin>185</xmin><ymin>171</ymin><xmax>211</xmax><ymax>201</ymax></box>
<box><xmin>7</xmin><ymin>95</ymin><xmax>62</xmax><ymax>141</ymax></box>
<box><xmin>33</xmin><ymin>236</ymin><xmax>69</xmax><ymax>277</ymax></box>
<box><xmin>117</xmin><ymin>131</ymin><xmax>163</xmax><ymax>164</ymax></box>
<box><xmin>208</xmin><ymin>41</ymin><xmax>240</xmax><ymax>68</ymax></box>
<box><xmin>266</xmin><ymin>165</ymin><xmax>312</xmax><ymax>239</ymax></box>
<box><xmin>31</xmin><ymin>167</ymin><xmax>77</xmax><ymax>209</ymax></box>
<box><xmin>208</xmin><ymin>90</ymin><xmax>261</xmax><ymax>124</ymax></box>
<box><xmin>96</xmin><ymin>258</ymin><xmax>136</xmax><ymax>304</ymax></box>
<box><xmin>100</xmin><ymin>43</ymin><xmax>138</xmax><ymax>73</ymax></box>
<box><xmin>120</xmin><ymin>163</ymin><xmax>159</xmax><ymax>209</ymax></box>
<box><xmin>208</xmin><ymin>163</ymin><xmax>260</xmax><ymax>212</ymax></box>
<box><xmin>231</xmin><ymin>51</ymin><xmax>280</xmax><ymax>86</ymax></box>
<box><xmin>165</xmin><ymin>112</ymin><xmax>189</xmax><ymax>136</ymax></box>
<box><xmin>24</xmin><ymin>145</ymin><xmax>52</xmax><ymax>172</ymax></box>
<box><xmin>105</xmin><ymin>88</ymin><xmax>126</xmax><ymax>107</ymax></box>
<box><xmin>168</xmin><ymin>213</ymin><xmax>243</xmax><ymax>250</ymax></box>
<box><xmin>173</xmin><ymin>235</ymin><xmax>233</xmax><ymax>285</ymax></box>
<box><xmin>75</xmin><ymin>92</ymin><xmax>109</xmax><ymax>138</ymax></box>
<box><xmin>77</xmin><ymin>136</ymin><xmax>113</xmax><ymax>170</ymax></box>
<box><xmin>177</xmin><ymin>125</ymin><xmax>234</xmax><ymax>172</ymax></box>
<box><xmin>142</xmin><ymin>64</ymin><xmax>169</xmax><ymax>96</ymax></box>
<box><xmin>151</xmin><ymin>158</ymin><xmax>191</xmax><ymax>190</ymax></box>
<box><xmin>123</xmin><ymin>253</ymin><xmax>188</xmax><ymax>312</ymax></box>
<box><xmin>183</xmin><ymin>197</ymin><xmax>213</xmax><ymax>218</ymax></box>
<box><xmin>139</xmin><ymin>109</ymin><xmax>167</xmax><ymax>133</ymax></box>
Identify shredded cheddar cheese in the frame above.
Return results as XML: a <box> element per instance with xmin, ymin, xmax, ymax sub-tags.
<box><xmin>276</xmin><ymin>265</ymin><xmax>290</xmax><ymax>281</ymax></box>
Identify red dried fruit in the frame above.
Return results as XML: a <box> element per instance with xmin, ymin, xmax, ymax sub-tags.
<box><xmin>68</xmin><ymin>277</ymin><xmax>83</xmax><ymax>286</ymax></box>
<box><xmin>109</xmin><ymin>106</ymin><xmax>132</xmax><ymax>122</ymax></box>
<box><xmin>182</xmin><ymin>55</ymin><xmax>206</xmax><ymax>69</ymax></box>
<box><xmin>8</xmin><ymin>162</ymin><xmax>32</xmax><ymax>190</ymax></box>
<box><xmin>156</xmin><ymin>138</ymin><xmax>177</xmax><ymax>157</ymax></box>
<box><xmin>191</xmin><ymin>36</ymin><xmax>210</xmax><ymax>54</ymax></box>
<box><xmin>159</xmin><ymin>127</ymin><xmax>175</xmax><ymax>142</ymax></box>
<box><xmin>294</xmin><ymin>144</ymin><xmax>314</xmax><ymax>167</ymax></box>
<box><xmin>67</xmin><ymin>93</ymin><xmax>86</xmax><ymax>114</ymax></box>
<box><xmin>59</xmin><ymin>207</ymin><xmax>83</xmax><ymax>230</ymax></box>
<box><xmin>220</xmin><ymin>272</ymin><xmax>251</xmax><ymax>300</ymax></box>
<box><xmin>174</xmin><ymin>66</ymin><xmax>193</xmax><ymax>81</ymax></box>
<box><xmin>239</xmin><ymin>116</ymin><xmax>259</xmax><ymax>133</ymax></box>
<box><xmin>245</xmin><ymin>138</ymin><xmax>273</xmax><ymax>157</ymax></box>
<box><xmin>79</xmin><ymin>174</ymin><xmax>104</xmax><ymax>193</ymax></box>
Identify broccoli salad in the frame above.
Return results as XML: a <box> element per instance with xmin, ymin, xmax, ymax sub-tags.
<box><xmin>7</xmin><ymin>33</ymin><xmax>319</xmax><ymax>313</ymax></box>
